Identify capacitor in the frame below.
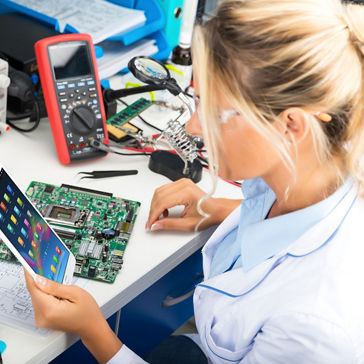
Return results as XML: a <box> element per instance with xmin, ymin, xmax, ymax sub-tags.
<box><xmin>88</xmin><ymin>265</ymin><xmax>96</xmax><ymax>278</ymax></box>
<box><xmin>126</xmin><ymin>208</ymin><xmax>134</xmax><ymax>223</ymax></box>
<box><xmin>104</xmin><ymin>243</ymin><xmax>110</xmax><ymax>252</ymax></box>
<box><xmin>85</xmin><ymin>258</ymin><xmax>89</xmax><ymax>267</ymax></box>
<box><xmin>95</xmin><ymin>231</ymin><xmax>103</xmax><ymax>240</ymax></box>
<box><xmin>102</xmin><ymin>252</ymin><xmax>108</xmax><ymax>263</ymax></box>
<box><xmin>115</xmin><ymin>219</ymin><xmax>122</xmax><ymax>235</ymax></box>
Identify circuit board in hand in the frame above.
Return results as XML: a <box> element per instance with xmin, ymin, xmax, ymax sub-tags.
<box><xmin>0</xmin><ymin>182</ymin><xmax>141</xmax><ymax>283</ymax></box>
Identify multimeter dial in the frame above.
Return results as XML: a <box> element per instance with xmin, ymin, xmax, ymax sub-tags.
<box><xmin>70</xmin><ymin>105</ymin><xmax>96</xmax><ymax>134</ymax></box>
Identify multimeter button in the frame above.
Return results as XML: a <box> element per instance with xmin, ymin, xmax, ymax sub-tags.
<box><xmin>82</xmin><ymin>91</ymin><xmax>87</xmax><ymax>96</ymax></box>
<box><xmin>70</xmin><ymin>144</ymin><xmax>75</xmax><ymax>150</ymax></box>
<box><xmin>92</xmin><ymin>99</ymin><xmax>98</xmax><ymax>105</ymax></box>
<box><xmin>60</xmin><ymin>98</ymin><xmax>68</xmax><ymax>103</ymax></box>
<box><xmin>76</xmin><ymin>96</ymin><xmax>82</xmax><ymax>100</ymax></box>
<box><xmin>90</xmin><ymin>93</ymin><xmax>97</xmax><ymax>98</ymax></box>
<box><xmin>59</xmin><ymin>91</ymin><xmax>66</xmax><ymax>96</ymax></box>
<box><xmin>68</xmin><ymin>83</ymin><xmax>75</xmax><ymax>88</ymax></box>
<box><xmin>57</xmin><ymin>85</ymin><xmax>65</xmax><ymax>90</ymax></box>
<box><xmin>89</xmin><ymin>87</ymin><xmax>96</xmax><ymax>91</ymax></box>
<box><xmin>69</xmin><ymin>93</ymin><xmax>75</xmax><ymax>98</ymax></box>
<box><xmin>96</xmin><ymin>113</ymin><xmax>102</xmax><ymax>119</ymax></box>
<box><xmin>77</xmin><ymin>82</ymin><xmax>85</xmax><ymax>87</ymax></box>
<box><xmin>61</xmin><ymin>105</ymin><xmax>67</xmax><ymax>110</ymax></box>
<box><xmin>75</xmin><ymin>89</ymin><xmax>80</xmax><ymax>93</ymax></box>
<box><xmin>80</xmin><ymin>142</ymin><xmax>85</xmax><ymax>148</ymax></box>
<box><xmin>87</xmin><ymin>80</ymin><xmax>95</xmax><ymax>85</ymax></box>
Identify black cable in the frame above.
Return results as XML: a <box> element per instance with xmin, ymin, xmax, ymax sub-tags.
<box><xmin>6</xmin><ymin>112</ymin><xmax>32</xmax><ymax>120</ymax></box>
<box><xmin>6</xmin><ymin>100</ymin><xmax>41</xmax><ymax>132</ymax></box>
<box><xmin>117</xmin><ymin>99</ymin><xmax>163</xmax><ymax>132</ymax></box>
<box><xmin>183</xmin><ymin>91</ymin><xmax>194</xmax><ymax>99</ymax></box>
<box><xmin>109</xmin><ymin>150</ymin><xmax>151</xmax><ymax>156</ymax></box>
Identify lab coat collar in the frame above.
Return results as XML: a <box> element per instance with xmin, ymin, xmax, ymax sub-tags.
<box><xmin>241</xmin><ymin>176</ymin><xmax>354</xmax><ymax>271</ymax></box>
<box><xmin>202</xmin><ymin>178</ymin><xmax>358</xmax><ymax>282</ymax></box>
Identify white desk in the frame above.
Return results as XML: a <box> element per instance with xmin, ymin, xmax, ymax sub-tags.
<box><xmin>0</xmin><ymin>112</ymin><xmax>241</xmax><ymax>363</ymax></box>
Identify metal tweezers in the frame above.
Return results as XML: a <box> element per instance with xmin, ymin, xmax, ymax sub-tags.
<box><xmin>78</xmin><ymin>169</ymin><xmax>138</xmax><ymax>180</ymax></box>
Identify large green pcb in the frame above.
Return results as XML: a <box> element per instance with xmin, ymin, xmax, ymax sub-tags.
<box><xmin>0</xmin><ymin>182</ymin><xmax>141</xmax><ymax>283</ymax></box>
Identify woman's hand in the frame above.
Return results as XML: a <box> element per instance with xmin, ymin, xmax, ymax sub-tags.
<box><xmin>146</xmin><ymin>178</ymin><xmax>242</xmax><ymax>232</ymax></box>
<box><xmin>24</xmin><ymin>270</ymin><xmax>122</xmax><ymax>363</ymax></box>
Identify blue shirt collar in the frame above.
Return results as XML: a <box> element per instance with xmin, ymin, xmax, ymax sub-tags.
<box><xmin>240</xmin><ymin>177</ymin><xmax>354</xmax><ymax>271</ymax></box>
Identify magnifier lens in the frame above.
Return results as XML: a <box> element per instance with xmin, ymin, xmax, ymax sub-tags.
<box><xmin>134</xmin><ymin>58</ymin><xmax>169</xmax><ymax>80</ymax></box>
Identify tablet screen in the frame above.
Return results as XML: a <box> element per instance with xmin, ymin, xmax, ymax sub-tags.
<box><xmin>0</xmin><ymin>169</ymin><xmax>70</xmax><ymax>282</ymax></box>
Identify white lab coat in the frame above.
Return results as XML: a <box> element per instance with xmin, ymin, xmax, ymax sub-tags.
<box><xmin>193</xmin><ymin>182</ymin><xmax>364</xmax><ymax>363</ymax></box>
<box><xmin>109</xmin><ymin>182</ymin><xmax>364</xmax><ymax>364</ymax></box>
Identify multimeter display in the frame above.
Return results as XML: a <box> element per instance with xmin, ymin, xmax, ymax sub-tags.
<box><xmin>35</xmin><ymin>34</ymin><xmax>108</xmax><ymax>164</ymax></box>
<box><xmin>50</xmin><ymin>43</ymin><xmax>92</xmax><ymax>80</ymax></box>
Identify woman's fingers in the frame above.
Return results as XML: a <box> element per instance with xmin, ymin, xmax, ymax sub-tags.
<box><xmin>25</xmin><ymin>269</ymin><xmax>77</xmax><ymax>301</ymax></box>
<box><xmin>146</xmin><ymin>179</ymin><xmax>204</xmax><ymax>229</ymax></box>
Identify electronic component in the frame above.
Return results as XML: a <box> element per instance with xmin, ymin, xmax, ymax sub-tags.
<box><xmin>44</xmin><ymin>204</ymin><xmax>83</xmax><ymax>226</ymax></box>
<box><xmin>106</xmin><ymin>97</ymin><xmax>152</xmax><ymax>128</ymax></box>
<box><xmin>105</xmin><ymin>98</ymin><xmax>151</xmax><ymax>142</ymax></box>
<box><xmin>51</xmin><ymin>225</ymin><xmax>76</xmax><ymax>240</ymax></box>
<box><xmin>44</xmin><ymin>185</ymin><xmax>55</xmax><ymax>194</ymax></box>
<box><xmin>0</xmin><ymin>181</ymin><xmax>140</xmax><ymax>283</ymax></box>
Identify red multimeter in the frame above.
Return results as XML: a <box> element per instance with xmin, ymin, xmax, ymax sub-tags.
<box><xmin>35</xmin><ymin>34</ymin><xmax>108</xmax><ymax>164</ymax></box>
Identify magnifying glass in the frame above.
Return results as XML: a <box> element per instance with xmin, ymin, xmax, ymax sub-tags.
<box><xmin>128</xmin><ymin>56</ymin><xmax>193</xmax><ymax>117</ymax></box>
<box><xmin>103</xmin><ymin>56</ymin><xmax>193</xmax><ymax>117</ymax></box>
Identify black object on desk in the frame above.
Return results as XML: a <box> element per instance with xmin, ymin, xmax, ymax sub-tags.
<box><xmin>78</xmin><ymin>170</ymin><xmax>138</xmax><ymax>179</ymax></box>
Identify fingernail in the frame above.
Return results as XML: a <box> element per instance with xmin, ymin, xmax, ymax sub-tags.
<box><xmin>35</xmin><ymin>275</ymin><xmax>47</xmax><ymax>287</ymax></box>
<box><xmin>150</xmin><ymin>222</ymin><xmax>162</xmax><ymax>231</ymax></box>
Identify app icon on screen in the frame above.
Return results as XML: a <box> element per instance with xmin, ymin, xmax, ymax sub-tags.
<box><xmin>7</xmin><ymin>185</ymin><xmax>14</xmax><ymax>195</ymax></box>
<box><xmin>56</xmin><ymin>246</ymin><xmax>61</xmax><ymax>255</ymax></box>
<box><xmin>17</xmin><ymin>237</ymin><xmax>24</xmax><ymax>247</ymax></box>
<box><xmin>10</xmin><ymin>215</ymin><xmax>17</xmax><ymax>225</ymax></box>
<box><xmin>0</xmin><ymin>202</ymin><xmax>6</xmax><ymax>212</ymax></box>
<box><xmin>21</xmin><ymin>228</ymin><xmax>27</xmax><ymax>238</ymax></box>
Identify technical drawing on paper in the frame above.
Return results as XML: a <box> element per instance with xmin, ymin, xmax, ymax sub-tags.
<box><xmin>0</xmin><ymin>261</ymin><xmax>87</xmax><ymax>335</ymax></box>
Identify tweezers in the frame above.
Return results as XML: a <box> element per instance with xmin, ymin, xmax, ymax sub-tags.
<box><xmin>78</xmin><ymin>169</ymin><xmax>138</xmax><ymax>179</ymax></box>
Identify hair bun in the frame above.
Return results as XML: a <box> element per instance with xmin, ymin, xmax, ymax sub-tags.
<box><xmin>343</xmin><ymin>4</ymin><xmax>364</xmax><ymax>55</ymax></box>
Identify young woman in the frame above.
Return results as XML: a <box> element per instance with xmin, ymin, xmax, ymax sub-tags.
<box><xmin>25</xmin><ymin>0</ymin><xmax>364</xmax><ymax>362</ymax></box>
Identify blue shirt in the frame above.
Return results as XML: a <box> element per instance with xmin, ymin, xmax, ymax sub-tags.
<box><xmin>209</xmin><ymin>177</ymin><xmax>353</xmax><ymax>277</ymax></box>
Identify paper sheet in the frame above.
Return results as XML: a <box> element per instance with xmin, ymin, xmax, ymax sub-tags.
<box><xmin>97</xmin><ymin>38</ymin><xmax>158</xmax><ymax>79</ymax></box>
<box><xmin>0</xmin><ymin>261</ymin><xmax>88</xmax><ymax>336</ymax></box>
<box><xmin>10</xmin><ymin>0</ymin><xmax>146</xmax><ymax>44</ymax></box>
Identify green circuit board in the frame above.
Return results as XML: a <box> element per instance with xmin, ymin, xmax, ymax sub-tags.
<box><xmin>0</xmin><ymin>182</ymin><xmax>141</xmax><ymax>283</ymax></box>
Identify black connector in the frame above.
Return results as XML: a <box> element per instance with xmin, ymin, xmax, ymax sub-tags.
<box><xmin>148</xmin><ymin>150</ymin><xmax>202</xmax><ymax>183</ymax></box>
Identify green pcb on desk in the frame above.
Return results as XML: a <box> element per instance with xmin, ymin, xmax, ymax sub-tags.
<box><xmin>0</xmin><ymin>182</ymin><xmax>141</xmax><ymax>283</ymax></box>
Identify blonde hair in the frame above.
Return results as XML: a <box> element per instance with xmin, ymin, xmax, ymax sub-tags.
<box><xmin>192</xmin><ymin>0</ymin><xmax>364</xmax><ymax>220</ymax></box>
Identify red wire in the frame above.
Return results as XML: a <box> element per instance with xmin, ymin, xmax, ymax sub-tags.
<box><xmin>201</xmin><ymin>165</ymin><xmax>242</xmax><ymax>188</ymax></box>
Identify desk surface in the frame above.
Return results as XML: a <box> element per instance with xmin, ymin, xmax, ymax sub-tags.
<box><xmin>0</xmin><ymin>108</ymin><xmax>242</xmax><ymax>364</ymax></box>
